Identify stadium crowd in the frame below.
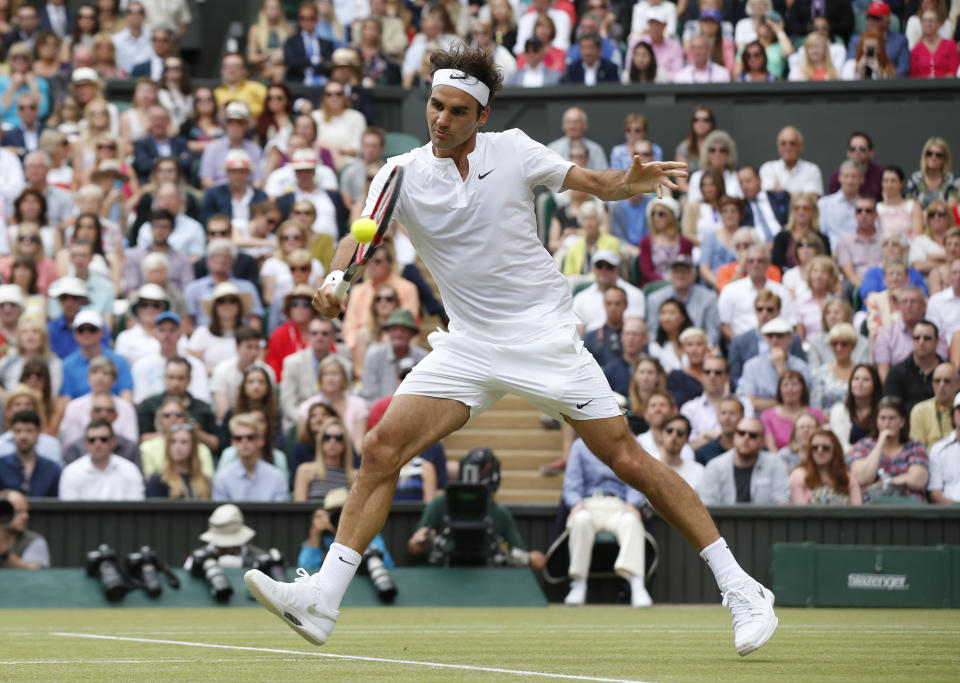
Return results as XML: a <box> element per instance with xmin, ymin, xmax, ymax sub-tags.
<box><xmin>0</xmin><ymin>0</ymin><xmax>958</xmax><ymax>569</ymax></box>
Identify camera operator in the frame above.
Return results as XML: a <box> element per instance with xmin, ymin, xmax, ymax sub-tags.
<box><xmin>407</xmin><ymin>448</ymin><xmax>546</xmax><ymax>570</ymax></box>
<box><xmin>183</xmin><ymin>504</ymin><xmax>266</xmax><ymax>571</ymax></box>
<box><xmin>298</xmin><ymin>488</ymin><xmax>393</xmax><ymax>570</ymax></box>
<box><xmin>0</xmin><ymin>490</ymin><xmax>50</xmax><ymax>569</ymax></box>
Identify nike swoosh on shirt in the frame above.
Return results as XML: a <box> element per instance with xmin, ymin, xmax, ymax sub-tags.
<box><xmin>478</xmin><ymin>169</ymin><xmax>495</xmax><ymax>179</ymax></box>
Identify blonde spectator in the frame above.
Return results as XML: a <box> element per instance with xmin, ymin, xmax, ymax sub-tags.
<box><xmin>781</xmin><ymin>230</ymin><xmax>826</xmax><ymax>303</ymax></box>
<box><xmin>92</xmin><ymin>32</ymin><xmax>125</xmax><ymax>79</ymax></box>
<box><xmin>260</xmin><ymin>221</ymin><xmax>322</xmax><ymax>307</ymax></box>
<box><xmin>0</xmin><ymin>317</ymin><xmax>64</xmax><ymax>398</ymax></box>
<box><xmin>905</xmin><ymin>137</ymin><xmax>954</xmax><ymax>208</ymax></box>
<box><xmin>71</xmin><ymin>97</ymin><xmax>114</xmax><ymax>182</ymax></box>
<box><xmin>788</xmin><ymin>32</ymin><xmax>838</xmax><ymax>81</ymax></box>
<box><xmin>909</xmin><ymin>199</ymin><xmax>953</xmax><ymax>275</ymax></box>
<box><xmin>293</xmin><ymin>417</ymin><xmax>356</xmax><ymax>502</ymax></box>
<box><xmin>247</xmin><ymin>0</ymin><xmax>292</xmax><ymax>83</ymax></box>
<box><xmin>809</xmin><ymin>322</ymin><xmax>857</xmax><ymax>411</ymax></box>
<box><xmin>297</xmin><ymin>356</ymin><xmax>368</xmax><ymax>455</ymax></box>
<box><xmin>352</xmin><ymin>282</ymin><xmax>400</xmax><ymax>381</ymax></box>
<box><xmin>38</xmin><ymin>129</ymin><xmax>74</xmax><ymax>189</ymax></box>
<box><xmin>929</xmin><ymin>227</ymin><xmax>960</xmax><ymax>294</ymax></box>
<box><xmin>794</xmin><ymin>253</ymin><xmax>839</xmax><ymax>340</ymax></box>
<box><xmin>0</xmin><ymin>222</ymin><xmax>58</xmax><ymax>295</ymax></box>
<box><xmin>776</xmin><ymin>410</ymin><xmax>821</xmax><ymax>472</ymax></box>
<box><xmin>865</xmin><ymin>259</ymin><xmax>909</xmax><ymax>340</ymax></box>
<box><xmin>558</xmin><ymin>200</ymin><xmax>619</xmax><ymax>276</ymax></box>
<box><xmin>341</xmin><ymin>242</ymin><xmax>419</xmax><ymax>350</ymax></box>
<box><xmin>145</xmin><ymin>423</ymin><xmax>212</xmax><ymax>498</ymax></box>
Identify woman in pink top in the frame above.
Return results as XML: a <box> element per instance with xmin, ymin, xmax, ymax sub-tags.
<box><xmin>909</xmin><ymin>8</ymin><xmax>959</xmax><ymax>78</ymax></box>
<box><xmin>761</xmin><ymin>370</ymin><xmax>826</xmax><ymax>452</ymax></box>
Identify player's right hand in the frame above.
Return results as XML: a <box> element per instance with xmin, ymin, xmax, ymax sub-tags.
<box><xmin>313</xmin><ymin>283</ymin><xmax>346</xmax><ymax>318</ymax></box>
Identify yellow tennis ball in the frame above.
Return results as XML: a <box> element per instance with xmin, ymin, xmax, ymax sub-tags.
<box><xmin>350</xmin><ymin>217</ymin><xmax>378</xmax><ymax>243</ymax></box>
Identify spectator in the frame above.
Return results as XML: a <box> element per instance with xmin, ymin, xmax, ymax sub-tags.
<box><xmin>809</xmin><ymin>322</ymin><xmax>858</xmax><ymax>411</ymax></box>
<box><xmin>626</xmin><ymin>356</ymin><xmax>666</xmax><ymax>430</ymax></box>
<box><xmin>760</xmin><ymin>369</ymin><xmax>825</xmax><ymax>452</ymax></box>
<box><xmin>718</xmin><ymin>246</ymin><xmax>795</xmax><ymax>342</ymax></box>
<box><xmin>184</xmin><ymin>240</ymin><xmax>264</xmax><ymax>330</ymax></box>
<box><xmin>688</xmin><ymin>130</ymin><xmax>743</xmax><ymax>205</ymax></box>
<box><xmin>338</xmin><ymin>128</ymin><xmax>386</xmax><ymax>207</ymax></box>
<box><xmin>646</xmin><ymin>254</ymin><xmax>719</xmax><ymax>345</ymax></box>
<box><xmin>789</xmin><ymin>32</ymin><xmax>842</xmax><ymax>81</ymax></box>
<box><xmin>884</xmin><ymin>319</ymin><xmax>943</xmax><ymax>412</ymax></box>
<box><xmin>113</xmin><ymin>283</ymin><xmax>168</xmax><ymax>367</ymax></box>
<box><xmin>648</xmin><ymin>297</ymin><xmax>693</xmax><ymax>373</ymax></box>
<box><xmin>0</xmin><ymin>316</ymin><xmax>63</xmax><ymax>397</ymax></box>
<box><xmin>60</xmin><ymin>311</ymin><xmax>131</xmax><ymax>401</ymax></box>
<box><xmin>186</xmin><ymin>282</ymin><xmax>251</xmax><ymax>372</ymax></box>
<box><xmin>212</xmin><ymin>412</ymin><xmax>287</xmax><ymax>502</ymax></box>
<box><xmin>60</xmin><ymin>354</ymin><xmax>138</xmax><ymax>445</ymax></box>
<box><xmin>0</xmin><ymin>488</ymin><xmax>50</xmax><ymax>569</ymax></box>
<box><xmin>864</xmin><ymin>258</ymin><xmax>910</xmax><ymax>340</ymax></box>
<box><xmin>908</xmin><ymin>6</ymin><xmax>958</xmax><ymax>78</ymax></box>
<box><xmin>583</xmin><ymin>286</ymin><xmax>629</xmax><ymax>368</ymax></box>
<box><xmin>602</xmin><ymin>317</ymin><xmax>648</xmax><ymax>397</ymax></box>
<box><xmin>905</xmin><ymin>137</ymin><xmax>955</xmax><ymax>209</ymax></box>
<box><xmin>737</xmin><ymin>38</ymin><xmax>775</xmax><ymax>82</ymax></box>
<box><xmin>341</xmin><ymin>243</ymin><xmax>418</xmax><ymax>351</ymax></box>
<box><xmin>847</xmin><ymin>1</ymin><xmax>910</xmax><ymax>77</ymax></box>
<box><xmin>776</xmin><ymin>410</ymin><xmax>821</xmax><ymax>472</ymax></box>
<box><xmin>637</xmin><ymin>390</ymin><xmax>696</xmax><ymax>463</ymax></box>
<box><xmin>350</xmin><ymin>282</ymin><xmax>399</xmax><ymax>379</ymax></box>
<box><xmin>738</xmin><ymin>318</ymin><xmax>811</xmax><ymax>412</ymax></box>
<box><xmin>818</xmin><ymin>161</ymin><xmax>862</xmax><ymax>249</ymax></box>
<box><xmin>563</xmin><ymin>33</ymin><xmax>618</xmax><ymax>84</ymax></box>
<box><xmin>359</xmin><ymin>309</ymin><xmax>428</xmax><ymax>406</ymax></box>
<box><xmin>622</xmin><ymin>40</ymin><xmax>667</xmax><ymax>84</ymax></box>
<box><xmin>0</xmin><ymin>383</ymin><xmax>60</xmax><ymax>455</ymax></box>
<box><xmin>200</xmin><ymin>149</ymin><xmax>269</xmax><ymax>228</ymax></box>
<box><xmin>139</xmin><ymin>395</ymin><xmax>215</xmax><ymax>479</ymax></box>
<box><xmin>0</xmin><ymin>284</ymin><xmax>24</xmax><ymax>346</ymax></box>
<box><xmin>910</xmin><ymin>200</ymin><xmax>953</xmax><ymax>277</ymax></box>
<box><xmin>849</xmin><ymin>396</ymin><xmax>929</xmax><ymax>502</ymax></box>
<box><xmin>728</xmin><ymin>290</ymin><xmax>805</xmax><ymax>391</ymax></box>
<box><xmin>546</xmin><ymin>107</ymin><xmax>607</xmax><ymax>171</ymax></box>
<box><xmin>265</xmin><ymin>285</ymin><xmax>317</xmax><ymax>382</ymax></box>
<box><xmin>297</xmin><ymin>355</ymin><xmax>367</xmax><ymax>454</ymax></box>
<box><xmin>131</xmin><ymin>25</ymin><xmax>176</xmax><ymax>80</ymax></box>
<box><xmin>877</xmin><ymin>167</ymin><xmax>923</xmax><ymax>240</ymax></box>
<box><xmin>288</xmin><ymin>401</ymin><xmax>339</xmax><ymax>488</ymax></box>
<box><xmin>666</xmin><ymin>327</ymin><xmax>710</xmax><ymax>407</ymax></box>
<box><xmin>247</xmin><ymin>0</ymin><xmax>291</xmax><ymax>84</ymax></box>
<box><xmin>562</xmin><ymin>436</ymin><xmax>651</xmax><ymax>607</ymax></box>
<box><xmin>292</xmin><ymin>416</ymin><xmax>355</xmax><ymax>503</ymax></box>
<box><xmin>673</xmin><ymin>107</ymin><xmax>715</xmax><ymax>194</ymax></box>
<box><xmin>682</xmin><ymin>171</ymin><xmax>725</xmax><ymax>258</ymax></box>
<box><xmin>0</xmin><ymin>410</ymin><xmax>60</xmax><ymax>496</ymax></box>
<box><xmin>138</xmin><ymin>357</ymin><xmax>219</xmax><ymax>451</ymax></box>
<box><xmin>145</xmin><ymin>423</ymin><xmax>211</xmax><ymax>498</ymax></box>
<box><xmin>842</xmin><ymin>28</ymin><xmax>897</xmax><ymax>80</ymax></box>
<box><xmin>673</xmin><ymin>35</ymin><xmax>731</xmax><ymax>82</ymax></box>
<box><xmin>609</xmin><ymin>115</ymin><xmax>663</xmax><ymax>171</ymax></box>
<box><xmin>905</xmin><ymin>0</ymin><xmax>955</xmax><ymax>49</ymax></box>
<box><xmin>771</xmin><ymin>193</ymin><xmax>831</xmax><ymax>271</ymax></box>
<box><xmin>559</xmin><ymin>202</ymin><xmax>620</xmax><ymax>276</ymax></box>
<box><xmin>632</xmin><ymin>8</ymin><xmax>683</xmax><ymax>80</ymax></box>
<box><xmin>683</xmin><ymin>356</ymin><xmax>755</xmax><ymax>449</ymax></box>
<box><xmin>830</xmin><ymin>363</ymin><xmax>883</xmax><ymax>454</ymax></box>
<box><xmin>47</xmin><ymin>240</ymin><xmax>115</xmax><ymax>327</ymax></box>
<box><xmin>311</xmin><ymin>80</ymin><xmax>367</xmax><ymax>171</ymax></box>
<box><xmin>299</xmin><ymin>488</ymin><xmax>394</xmax><ymax>569</ymax></box>
<box><xmin>22</xmin><ymin>151</ymin><xmax>73</xmax><ymax>228</ymax></box>
<box><xmin>873</xmin><ymin>286</ymin><xmax>944</xmax><ymax>381</ymax></box>
<box><xmin>790</xmin><ymin>429</ymin><xmax>862</xmax><ymax>504</ymax></box>
<box><xmin>280</xmin><ymin>318</ymin><xmax>341</xmax><ymax>429</ymax></box>
<box><xmin>909</xmin><ymin>362</ymin><xmax>957</xmax><ymax>449</ymax></box>
<box><xmin>213</xmin><ymin>51</ymin><xmax>266</xmax><ymax>120</ymax></box>
<box><xmin>860</xmin><ymin>231</ymin><xmax>926</xmax><ymax>308</ymax></box>
<box><xmin>131</xmin><ymin>105</ymin><xmax>191</xmax><ymax>185</ymax></box>
<box><xmin>1</xmin><ymin>5</ymin><xmax>40</xmax><ymax>65</ymax></box>
<box><xmin>759</xmin><ymin>126</ymin><xmax>824</xmax><ymax>196</ymax></box>
<box><xmin>695</xmin><ymin>396</ymin><xmax>743</xmax><ymax>465</ymax></box>
<box><xmin>794</xmin><ymin>252</ymin><xmax>841</xmax><ymax>340</ymax></box>
<box><xmin>61</xmin><ymin>393</ymin><xmax>141</xmax><ymax>468</ymax></box>
<box><xmin>737</xmin><ymin>165</ymin><xmax>789</xmax><ymax>243</ymax></box>
<box><xmin>111</xmin><ymin>1</ymin><xmax>150</xmax><ymax>73</ymax></box>
<box><xmin>926</xmin><ymin>258</ymin><xmax>960</xmax><ymax>342</ymax></box>
<box><xmin>638</xmin><ymin>196</ymin><xmax>693</xmax><ymax>286</ymax></box>
<box><xmin>218</xmin><ymin>365</ymin><xmax>282</xmax><ymax>451</ymax></box>
<box><xmin>0</xmin><ymin>90</ymin><xmax>46</xmax><ymax>158</ymax></box>
<box><xmin>199</xmin><ymin>101</ymin><xmax>263</xmax><ymax>190</ymax></box>
<box><xmin>275</xmin><ymin>150</ymin><xmax>347</xmax><ymax>239</ymax></box>
<box><xmin>928</xmin><ymin>228</ymin><xmax>960</xmax><ymax>295</ymax></box>
<box><xmin>131</xmin><ymin>311</ymin><xmax>209</xmax><ymax>404</ymax></box>
<box><xmin>211</xmin><ymin>325</ymin><xmax>273</xmax><ymax>421</ymax></box>
<box><xmin>655</xmin><ymin>414</ymin><xmax>705</xmax><ymax>490</ymax></box>
<box><xmin>58</xmin><ymin>419</ymin><xmax>144</xmax><ymax>500</ymax></box>
<box><xmin>836</xmin><ymin>195</ymin><xmax>884</xmax><ymax>291</ymax></box>
<box><xmin>572</xmin><ymin>249</ymin><xmax>645</xmax><ymax>334</ymax></box>
<box><xmin>698</xmin><ymin>417</ymin><xmax>790</xmax><ymax>504</ymax></box>
<box><xmin>928</xmin><ymin>392</ymin><xmax>960</xmax><ymax>504</ymax></box>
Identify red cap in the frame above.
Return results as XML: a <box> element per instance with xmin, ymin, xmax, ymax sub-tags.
<box><xmin>867</xmin><ymin>1</ymin><xmax>891</xmax><ymax>17</ymax></box>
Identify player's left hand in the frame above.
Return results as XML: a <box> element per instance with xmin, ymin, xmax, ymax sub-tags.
<box><xmin>626</xmin><ymin>157</ymin><xmax>688</xmax><ymax>198</ymax></box>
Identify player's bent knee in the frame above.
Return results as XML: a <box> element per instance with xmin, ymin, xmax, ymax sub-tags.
<box><xmin>359</xmin><ymin>429</ymin><xmax>406</xmax><ymax>475</ymax></box>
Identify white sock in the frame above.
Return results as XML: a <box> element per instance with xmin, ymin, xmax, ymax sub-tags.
<box><xmin>313</xmin><ymin>542</ymin><xmax>362</xmax><ymax>608</ymax></box>
<box><xmin>629</xmin><ymin>574</ymin><xmax>646</xmax><ymax>593</ymax></box>
<box><xmin>700</xmin><ymin>537</ymin><xmax>748</xmax><ymax>591</ymax></box>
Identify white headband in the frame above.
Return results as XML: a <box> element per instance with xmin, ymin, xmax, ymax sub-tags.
<box><xmin>431</xmin><ymin>69</ymin><xmax>490</xmax><ymax>108</ymax></box>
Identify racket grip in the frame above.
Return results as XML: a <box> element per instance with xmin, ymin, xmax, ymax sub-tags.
<box><xmin>326</xmin><ymin>270</ymin><xmax>348</xmax><ymax>298</ymax></box>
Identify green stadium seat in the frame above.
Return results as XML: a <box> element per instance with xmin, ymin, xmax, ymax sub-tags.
<box><xmin>384</xmin><ymin>132</ymin><xmax>422</xmax><ymax>158</ymax></box>
<box><xmin>643</xmin><ymin>280</ymin><xmax>671</xmax><ymax>297</ymax></box>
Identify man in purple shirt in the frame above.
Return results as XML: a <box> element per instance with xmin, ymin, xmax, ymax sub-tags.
<box><xmin>874</xmin><ymin>285</ymin><xmax>949</xmax><ymax>381</ymax></box>
<box><xmin>836</xmin><ymin>195</ymin><xmax>883</xmax><ymax>291</ymax></box>
<box><xmin>827</xmin><ymin>132</ymin><xmax>884</xmax><ymax>201</ymax></box>
<box><xmin>635</xmin><ymin>6</ymin><xmax>684</xmax><ymax>79</ymax></box>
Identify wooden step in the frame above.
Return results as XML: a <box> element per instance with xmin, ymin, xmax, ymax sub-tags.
<box><xmin>444</xmin><ymin>449</ymin><xmax>563</xmax><ymax>468</ymax></box>
<box><xmin>496</xmin><ymin>489</ymin><xmax>563</xmax><ymax>504</ymax></box>
<box><xmin>443</xmin><ymin>428</ymin><xmax>562</xmax><ymax>452</ymax></box>
<box><xmin>501</xmin><ymin>470</ymin><xmax>565</xmax><ymax>490</ymax></box>
<box><xmin>468</xmin><ymin>411</ymin><xmax>547</xmax><ymax>429</ymax></box>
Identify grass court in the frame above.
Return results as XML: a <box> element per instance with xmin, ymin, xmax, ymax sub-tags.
<box><xmin>2</xmin><ymin>605</ymin><xmax>958</xmax><ymax>681</ymax></box>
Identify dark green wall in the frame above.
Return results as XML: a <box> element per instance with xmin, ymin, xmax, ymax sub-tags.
<box><xmin>26</xmin><ymin>501</ymin><xmax>960</xmax><ymax>603</ymax></box>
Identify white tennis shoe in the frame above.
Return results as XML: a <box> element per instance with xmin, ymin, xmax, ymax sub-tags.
<box><xmin>563</xmin><ymin>578</ymin><xmax>587</xmax><ymax>606</ymax></box>
<box><xmin>721</xmin><ymin>577</ymin><xmax>778</xmax><ymax>656</ymax></box>
<box><xmin>244</xmin><ymin>568</ymin><xmax>338</xmax><ymax>646</ymax></box>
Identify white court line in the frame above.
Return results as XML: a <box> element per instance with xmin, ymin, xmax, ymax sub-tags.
<box><xmin>52</xmin><ymin>632</ymin><xmax>654</xmax><ymax>683</ymax></box>
<box><xmin>2</xmin><ymin>658</ymin><xmax>306</xmax><ymax>665</ymax></box>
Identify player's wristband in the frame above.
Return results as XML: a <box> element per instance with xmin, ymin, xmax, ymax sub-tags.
<box><xmin>323</xmin><ymin>270</ymin><xmax>344</xmax><ymax>288</ymax></box>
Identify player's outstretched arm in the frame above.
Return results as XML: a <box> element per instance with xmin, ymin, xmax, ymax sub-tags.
<box><xmin>562</xmin><ymin>157</ymin><xmax>688</xmax><ymax>201</ymax></box>
<box><xmin>313</xmin><ymin>234</ymin><xmax>360</xmax><ymax>318</ymax></box>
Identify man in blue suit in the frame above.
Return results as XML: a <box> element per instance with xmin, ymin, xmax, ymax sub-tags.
<box><xmin>847</xmin><ymin>2</ymin><xmax>910</xmax><ymax>77</ymax></box>
<box><xmin>132</xmin><ymin>105</ymin><xmax>192</xmax><ymax>184</ymax></box>
<box><xmin>738</xmin><ymin>166</ymin><xmax>790</xmax><ymax>244</ymax></box>
<box><xmin>130</xmin><ymin>27</ymin><xmax>177</xmax><ymax>80</ymax></box>
<box><xmin>1</xmin><ymin>93</ymin><xmax>44</xmax><ymax>158</ymax></box>
<box><xmin>200</xmin><ymin>149</ymin><xmax>267</xmax><ymax>225</ymax></box>
<box><xmin>284</xmin><ymin>2</ymin><xmax>335</xmax><ymax>85</ymax></box>
<box><xmin>563</xmin><ymin>34</ymin><xmax>619</xmax><ymax>85</ymax></box>
<box><xmin>38</xmin><ymin>0</ymin><xmax>72</xmax><ymax>40</ymax></box>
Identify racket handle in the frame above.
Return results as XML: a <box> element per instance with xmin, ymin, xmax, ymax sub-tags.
<box><xmin>330</xmin><ymin>272</ymin><xmax>349</xmax><ymax>299</ymax></box>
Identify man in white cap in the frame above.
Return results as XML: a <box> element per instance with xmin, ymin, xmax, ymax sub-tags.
<box><xmin>199</xmin><ymin>101</ymin><xmax>264</xmax><ymax>189</ymax></box>
<box><xmin>60</xmin><ymin>311</ymin><xmax>133</xmax><ymax>401</ymax></box>
<box><xmin>0</xmin><ymin>285</ymin><xmax>24</xmax><ymax>351</ymax></box>
<box><xmin>200</xmin><ymin>149</ymin><xmax>268</xmax><ymax>226</ymax></box>
<box><xmin>69</xmin><ymin>67</ymin><xmax>119</xmax><ymax>133</ymax></box>
<box><xmin>47</xmin><ymin>277</ymin><xmax>112</xmax><ymax>359</ymax></box>
<box><xmin>47</xmin><ymin>240</ymin><xmax>116</xmax><ymax>329</ymax></box>
<box><xmin>114</xmin><ymin>283</ymin><xmax>173</xmax><ymax>367</ymax></box>
<box><xmin>737</xmin><ymin>317</ymin><xmax>810</xmax><ymax>412</ymax></box>
<box><xmin>633</xmin><ymin>6</ymin><xmax>683</xmax><ymax>80</ymax></box>
<box><xmin>265</xmin><ymin>134</ymin><xmax>339</xmax><ymax>199</ymax></box>
<box><xmin>247</xmin><ymin>47</ymin><xmax>778</xmax><ymax>658</ymax></box>
<box><xmin>276</xmin><ymin>149</ymin><xmax>345</xmax><ymax>239</ymax></box>
<box><xmin>572</xmin><ymin>249</ymin><xmax>645</xmax><ymax>334</ymax></box>
<box><xmin>185</xmin><ymin>503</ymin><xmax>266</xmax><ymax>570</ymax></box>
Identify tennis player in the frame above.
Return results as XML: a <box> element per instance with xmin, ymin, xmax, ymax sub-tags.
<box><xmin>246</xmin><ymin>47</ymin><xmax>778</xmax><ymax>656</ymax></box>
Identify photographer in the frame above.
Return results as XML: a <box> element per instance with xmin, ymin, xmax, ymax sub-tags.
<box><xmin>183</xmin><ymin>504</ymin><xmax>266</xmax><ymax>571</ymax></box>
<box><xmin>407</xmin><ymin>448</ymin><xmax>546</xmax><ymax>570</ymax></box>
<box><xmin>298</xmin><ymin>488</ymin><xmax>393</xmax><ymax>570</ymax></box>
<box><xmin>0</xmin><ymin>490</ymin><xmax>50</xmax><ymax>569</ymax></box>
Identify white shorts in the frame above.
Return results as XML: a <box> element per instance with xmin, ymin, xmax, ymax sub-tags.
<box><xmin>395</xmin><ymin>327</ymin><xmax>622</xmax><ymax>422</ymax></box>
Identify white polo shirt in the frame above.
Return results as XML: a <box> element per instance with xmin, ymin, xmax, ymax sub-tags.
<box><xmin>928</xmin><ymin>431</ymin><xmax>960</xmax><ymax>501</ymax></box>
<box><xmin>926</xmin><ymin>286</ymin><xmax>960</xmax><ymax>341</ymax></box>
<box><xmin>58</xmin><ymin>454</ymin><xmax>145</xmax><ymax>501</ymax></box>
<box><xmin>572</xmin><ymin>279</ymin><xmax>646</xmax><ymax>333</ymax></box>
<box><xmin>717</xmin><ymin>277</ymin><xmax>795</xmax><ymax>337</ymax></box>
<box><xmin>758</xmin><ymin>158</ymin><xmax>824</xmax><ymax>196</ymax></box>
<box><xmin>364</xmin><ymin>130</ymin><xmax>580</xmax><ymax>345</ymax></box>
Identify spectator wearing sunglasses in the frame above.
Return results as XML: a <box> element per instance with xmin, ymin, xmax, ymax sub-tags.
<box><xmin>212</xmin><ymin>412</ymin><xmax>288</xmax><ymax>502</ymax></box>
<box><xmin>698</xmin><ymin>417</ymin><xmax>789</xmax><ymax>504</ymax></box>
<box><xmin>359</xmin><ymin>309</ymin><xmax>427</xmax><ymax>407</ymax></box>
<box><xmin>827</xmin><ymin>132</ymin><xmax>884</xmax><ymax>202</ymax></box>
<box><xmin>884</xmin><ymin>320</ymin><xmax>943</xmax><ymax>413</ymax></box>
<box><xmin>292</xmin><ymin>417</ymin><xmax>354</xmax><ymax>502</ymax></box>
<box><xmin>905</xmin><ymin>137</ymin><xmax>956</xmax><ymax>209</ymax></box>
<box><xmin>59</xmin><ymin>419</ymin><xmax>145</xmax><ymax>501</ymax></box>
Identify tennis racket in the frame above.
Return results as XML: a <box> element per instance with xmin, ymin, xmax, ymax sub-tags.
<box><xmin>331</xmin><ymin>165</ymin><xmax>404</xmax><ymax>298</ymax></box>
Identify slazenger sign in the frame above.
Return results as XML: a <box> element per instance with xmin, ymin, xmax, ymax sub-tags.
<box><xmin>847</xmin><ymin>573</ymin><xmax>910</xmax><ymax>590</ymax></box>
